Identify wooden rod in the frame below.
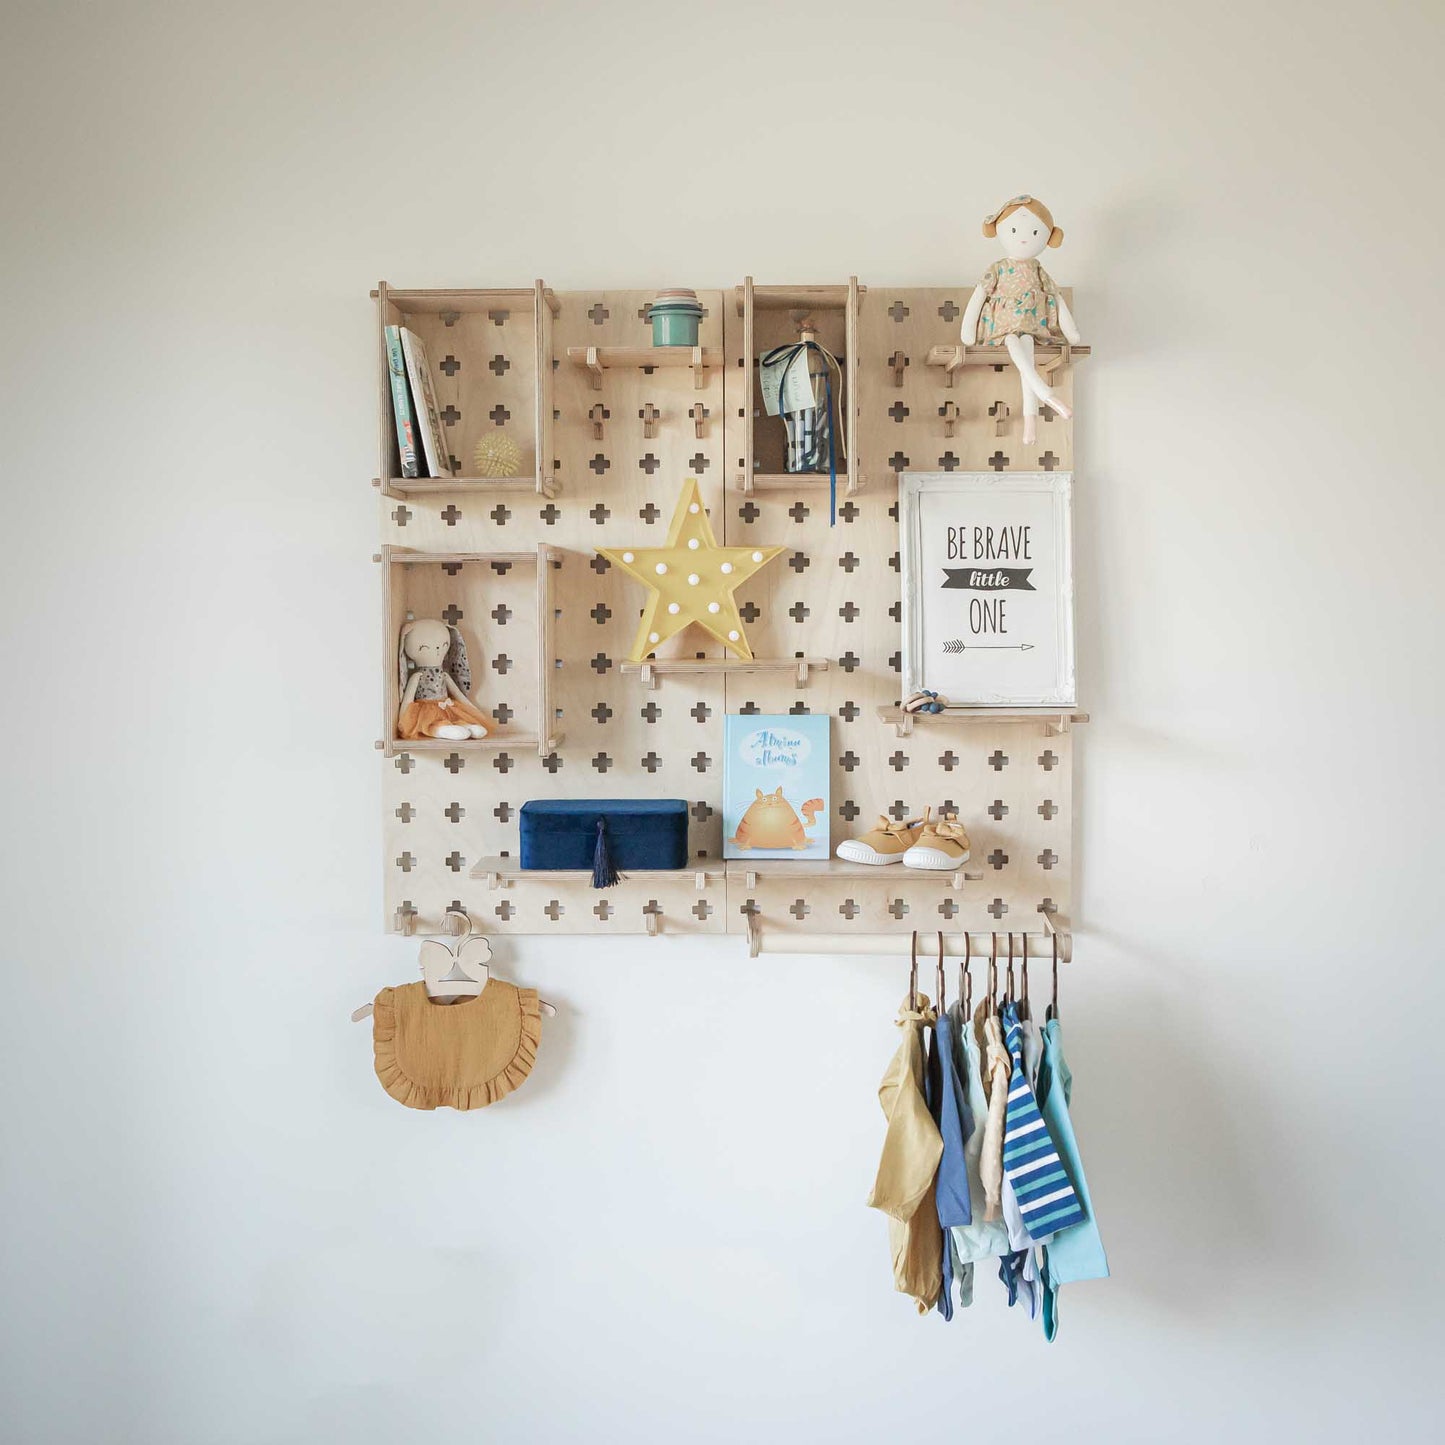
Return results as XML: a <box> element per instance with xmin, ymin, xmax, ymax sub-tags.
<box><xmin>749</xmin><ymin>927</ymin><xmax>1072</xmax><ymax>963</ymax></box>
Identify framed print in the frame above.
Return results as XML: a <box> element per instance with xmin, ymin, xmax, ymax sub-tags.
<box><xmin>899</xmin><ymin>471</ymin><xmax>1076</xmax><ymax>707</ymax></box>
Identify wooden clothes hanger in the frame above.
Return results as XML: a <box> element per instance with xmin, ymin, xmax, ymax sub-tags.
<box><xmin>351</xmin><ymin>910</ymin><xmax>557</xmax><ymax>1022</ymax></box>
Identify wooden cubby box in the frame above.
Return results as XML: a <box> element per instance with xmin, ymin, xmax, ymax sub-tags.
<box><xmin>373</xmin><ymin>281</ymin><xmax>558</xmax><ymax>501</ymax></box>
<box><xmin>736</xmin><ymin>278</ymin><xmax>861</xmax><ymax>497</ymax></box>
<box><xmin>379</xmin><ymin>544</ymin><xmax>561</xmax><ymax>758</ymax></box>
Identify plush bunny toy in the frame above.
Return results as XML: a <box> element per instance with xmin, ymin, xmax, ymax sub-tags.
<box><xmin>960</xmin><ymin>194</ymin><xmax>1083</xmax><ymax>445</ymax></box>
<box><xmin>397</xmin><ymin>618</ymin><xmax>490</xmax><ymax>741</ymax></box>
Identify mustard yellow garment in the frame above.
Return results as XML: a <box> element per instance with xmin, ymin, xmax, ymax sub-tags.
<box><xmin>974</xmin><ymin>1002</ymin><xmax>1011</xmax><ymax>1221</ymax></box>
<box><xmin>866</xmin><ymin>994</ymin><xmax>944</xmax><ymax>1313</ymax></box>
<box><xmin>372</xmin><ymin>980</ymin><xmax>542</xmax><ymax>1110</ymax></box>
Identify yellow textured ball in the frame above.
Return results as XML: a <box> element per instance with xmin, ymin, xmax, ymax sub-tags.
<box><xmin>471</xmin><ymin>432</ymin><xmax>522</xmax><ymax>479</ymax></box>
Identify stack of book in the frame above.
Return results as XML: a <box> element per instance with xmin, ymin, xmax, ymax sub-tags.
<box><xmin>385</xmin><ymin>325</ymin><xmax>453</xmax><ymax>479</ymax></box>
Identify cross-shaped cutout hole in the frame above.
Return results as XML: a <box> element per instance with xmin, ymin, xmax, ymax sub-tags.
<box><xmin>888</xmin><ymin>301</ymin><xmax>909</xmax><ymax>322</ymax></box>
<box><xmin>1039</xmin><ymin>750</ymin><xmax>1058</xmax><ymax>771</ymax></box>
<box><xmin>788</xmin><ymin>501</ymin><xmax>810</xmax><ymax>522</ymax></box>
<box><xmin>543</xmin><ymin>900</ymin><xmax>563</xmax><ymax>921</ymax></box>
<box><xmin>987</xmin><ymin>848</ymin><xmax>1008</xmax><ymax>870</ymax></box>
<box><xmin>739</xmin><ymin>602</ymin><xmax>761</xmax><ymax>623</ymax></box>
<box><xmin>587</xmin><ymin>304</ymin><xmax>608</xmax><ymax>325</ymax></box>
<box><xmin>839</xmin><ymin>552</ymin><xmax>859</xmax><ymax>573</ymax></box>
<box><xmin>738</xmin><ymin>501</ymin><xmax>760</xmax><ymax>524</ymax></box>
<box><xmin>938</xmin><ymin>751</ymin><xmax>959</xmax><ymax>772</ymax></box>
<box><xmin>888</xmin><ymin>800</ymin><xmax>910</xmax><ymax>821</ymax></box>
<box><xmin>594</xmin><ymin>900</ymin><xmax>613</xmax><ymax>921</ymax></box>
<box><xmin>491</xmin><ymin>603</ymin><xmax>512</xmax><ymax>625</ymax></box>
<box><xmin>494</xmin><ymin>802</ymin><xmax>512</xmax><ymax>822</ymax></box>
<box><xmin>787</xmin><ymin>701</ymin><xmax>810</xmax><ymax>716</ymax></box>
<box><xmin>789</xmin><ymin>602</ymin><xmax>810</xmax><ymax>623</ymax></box>
<box><xmin>988</xmin><ymin>750</ymin><xmax>1009</xmax><ymax>771</ymax></box>
<box><xmin>1037</xmin><ymin>849</ymin><xmax>1058</xmax><ymax>870</ymax></box>
<box><xmin>639</xmin><ymin>503</ymin><xmax>661</xmax><ymax>524</ymax></box>
<box><xmin>591</xmin><ymin>702</ymin><xmax>613</xmax><ymax>724</ymax></box>
<box><xmin>1038</xmin><ymin>899</ymin><xmax>1057</xmax><ymax>916</ymax></box>
<box><xmin>689</xmin><ymin>452</ymin><xmax>709</xmax><ymax>472</ymax></box>
<box><xmin>1038</xmin><ymin>799</ymin><xmax>1057</xmax><ymax>820</ymax></box>
<box><xmin>440</xmin><ymin>504</ymin><xmax>461</xmax><ymax>526</ymax></box>
<box><xmin>490</xmin><ymin>653</ymin><xmax>512</xmax><ymax>675</ymax></box>
<box><xmin>590</xmin><ymin>602</ymin><xmax>611</xmax><ymax>624</ymax></box>
<box><xmin>937</xmin><ymin>300</ymin><xmax>960</xmax><ymax>321</ymax></box>
<box><xmin>691</xmin><ymin>800</ymin><xmax>715</xmax><ymax>822</ymax></box>
<box><xmin>838</xmin><ymin>601</ymin><xmax>858</xmax><ymax>622</ymax></box>
<box><xmin>445</xmin><ymin>851</ymin><xmax>464</xmax><ymax>873</ymax></box>
<box><xmin>592</xmin><ymin>753</ymin><xmax>613</xmax><ymax>772</ymax></box>
<box><xmin>492</xmin><ymin>702</ymin><xmax>514</xmax><ymax>725</ymax></box>
<box><xmin>590</xmin><ymin>554</ymin><xmax>611</xmax><ymax>574</ymax></box>
<box><xmin>396</xmin><ymin>802</ymin><xmax>415</xmax><ymax>823</ymax></box>
<box><xmin>888</xmin><ymin>899</ymin><xmax>910</xmax><ymax>919</ymax></box>
<box><xmin>691</xmin><ymin>702</ymin><xmax>711</xmax><ymax>722</ymax></box>
<box><xmin>839</xmin><ymin>899</ymin><xmax>859</xmax><ymax>920</ymax></box>
<box><xmin>590</xmin><ymin>653</ymin><xmax>612</xmax><ymax>674</ymax></box>
<box><xmin>788</xmin><ymin>552</ymin><xmax>809</xmax><ymax>574</ymax></box>
<box><xmin>395</xmin><ymin>852</ymin><xmax>415</xmax><ymax>873</ymax></box>
<box><xmin>839</xmin><ymin>701</ymin><xmax>860</xmax><ymax>721</ymax></box>
<box><xmin>492</xmin><ymin>753</ymin><xmax>514</xmax><ymax>774</ymax></box>
<box><xmin>692</xmin><ymin>901</ymin><xmax>712</xmax><ymax>921</ymax></box>
<box><xmin>987</xmin><ymin>799</ymin><xmax>1008</xmax><ymax>821</ymax></box>
<box><xmin>539</xmin><ymin>503</ymin><xmax>560</xmax><ymax>525</ymax></box>
<box><xmin>789</xmin><ymin>899</ymin><xmax>810</xmax><ymax>921</ymax></box>
<box><xmin>488</xmin><ymin>355</ymin><xmax>510</xmax><ymax>377</ymax></box>
<box><xmin>888</xmin><ymin>751</ymin><xmax>908</xmax><ymax>772</ymax></box>
<box><xmin>938</xmin><ymin>452</ymin><xmax>960</xmax><ymax>471</ymax></box>
<box><xmin>638</xmin><ymin>454</ymin><xmax>659</xmax><ymax>475</ymax></box>
<box><xmin>839</xmin><ymin>501</ymin><xmax>859</xmax><ymax>523</ymax></box>
<box><xmin>641</xmin><ymin>752</ymin><xmax>661</xmax><ymax>774</ymax></box>
<box><xmin>839</xmin><ymin>750</ymin><xmax>860</xmax><ymax>772</ymax></box>
<box><xmin>938</xmin><ymin>899</ymin><xmax>959</xmax><ymax>920</ymax></box>
<box><xmin>1039</xmin><ymin>451</ymin><xmax>1059</xmax><ymax>472</ymax></box>
<box><xmin>888</xmin><ymin>402</ymin><xmax>909</xmax><ymax>422</ymax></box>
<box><xmin>392</xmin><ymin>505</ymin><xmax>411</xmax><ymax>526</ymax></box>
<box><xmin>641</xmin><ymin>701</ymin><xmax>661</xmax><ymax>722</ymax></box>
<box><xmin>838</xmin><ymin>651</ymin><xmax>860</xmax><ymax>673</ymax></box>
<box><xmin>987</xmin><ymin>898</ymin><xmax>1008</xmax><ymax>920</ymax></box>
<box><xmin>495</xmin><ymin>900</ymin><xmax>514</xmax><ymax>921</ymax></box>
<box><xmin>441</xmin><ymin>603</ymin><xmax>463</xmax><ymax>626</ymax></box>
<box><xmin>443</xmin><ymin>753</ymin><xmax>465</xmax><ymax>774</ymax></box>
<box><xmin>988</xmin><ymin>450</ymin><xmax>1009</xmax><ymax>472</ymax></box>
<box><xmin>839</xmin><ymin>800</ymin><xmax>860</xmax><ymax>822</ymax></box>
<box><xmin>690</xmin><ymin>752</ymin><xmax>711</xmax><ymax>773</ymax></box>
<box><xmin>438</xmin><ymin>354</ymin><xmax>460</xmax><ymax>377</ymax></box>
<box><xmin>489</xmin><ymin>404</ymin><xmax>510</xmax><ymax>426</ymax></box>
<box><xmin>489</xmin><ymin>504</ymin><xmax>509</xmax><ymax>525</ymax></box>
<box><xmin>589</xmin><ymin>454</ymin><xmax>610</xmax><ymax>475</ymax></box>
<box><xmin>444</xmin><ymin>802</ymin><xmax>464</xmax><ymax>823</ymax></box>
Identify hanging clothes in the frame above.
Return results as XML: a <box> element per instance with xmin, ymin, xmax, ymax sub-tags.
<box><xmin>975</xmin><ymin>1002</ymin><xmax>1011</xmax><ymax>1222</ymax></box>
<box><xmin>948</xmin><ymin>1000</ymin><xmax>1010</xmax><ymax>1276</ymax></box>
<box><xmin>867</xmin><ymin>993</ymin><xmax>943</xmax><ymax>1314</ymax></box>
<box><xmin>927</xmin><ymin>1007</ymin><xmax>973</xmax><ymax>1320</ymax></box>
<box><xmin>1000</xmin><ymin>1001</ymin><xmax>1086</xmax><ymax>1241</ymax></box>
<box><xmin>1036</xmin><ymin>1014</ymin><xmax>1110</xmax><ymax>1341</ymax></box>
<box><xmin>758</xmin><ymin>335</ymin><xmax>846</xmax><ymax>524</ymax></box>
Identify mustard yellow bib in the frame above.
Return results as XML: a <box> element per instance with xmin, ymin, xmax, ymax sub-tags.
<box><xmin>372</xmin><ymin>979</ymin><xmax>542</xmax><ymax>1110</ymax></box>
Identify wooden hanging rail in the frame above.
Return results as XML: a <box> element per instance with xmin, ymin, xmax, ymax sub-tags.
<box><xmin>877</xmin><ymin>705</ymin><xmax>1089</xmax><ymax>737</ymax></box>
<box><xmin>621</xmin><ymin>657</ymin><xmax>830</xmax><ymax>689</ymax></box>
<box><xmin>746</xmin><ymin>917</ymin><xmax>1072</xmax><ymax>961</ymax></box>
<box><xmin>566</xmin><ymin>345</ymin><xmax>721</xmax><ymax>390</ymax></box>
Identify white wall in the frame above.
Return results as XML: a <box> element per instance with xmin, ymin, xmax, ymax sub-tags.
<box><xmin>3</xmin><ymin>2</ymin><xmax>1442</xmax><ymax>1440</ymax></box>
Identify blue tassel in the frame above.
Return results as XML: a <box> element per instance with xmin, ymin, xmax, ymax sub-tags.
<box><xmin>591</xmin><ymin>817</ymin><xmax>621</xmax><ymax>888</ymax></box>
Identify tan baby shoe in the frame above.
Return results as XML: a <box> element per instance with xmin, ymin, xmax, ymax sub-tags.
<box><xmin>836</xmin><ymin>811</ymin><xmax>927</xmax><ymax>866</ymax></box>
<box><xmin>902</xmin><ymin>813</ymin><xmax>971</xmax><ymax>870</ymax></box>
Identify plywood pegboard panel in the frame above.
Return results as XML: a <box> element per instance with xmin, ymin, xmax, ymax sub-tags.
<box><xmin>377</xmin><ymin>282</ymin><xmax>1082</xmax><ymax>942</ymax></box>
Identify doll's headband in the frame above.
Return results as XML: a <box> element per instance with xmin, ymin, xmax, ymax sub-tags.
<box><xmin>982</xmin><ymin>194</ymin><xmax>1063</xmax><ymax>247</ymax></box>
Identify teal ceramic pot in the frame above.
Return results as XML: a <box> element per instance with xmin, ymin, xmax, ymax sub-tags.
<box><xmin>648</xmin><ymin>289</ymin><xmax>703</xmax><ymax>347</ymax></box>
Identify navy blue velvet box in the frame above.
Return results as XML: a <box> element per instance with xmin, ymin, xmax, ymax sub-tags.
<box><xmin>519</xmin><ymin>799</ymin><xmax>689</xmax><ymax>874</ymax></box>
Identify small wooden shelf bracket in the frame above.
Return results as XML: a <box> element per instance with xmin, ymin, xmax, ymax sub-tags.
<box><xmin>471</xmin><ymin>857</ymin><xmax>725</xmax><ymax>890</ymax></box>
<box><xmin>941</xmin><ymin>400</ymin><xmax>960</xmax><ymax>437</ymax></box>
<box><xmin>690</xmin><ymin>402</ymin><xmax>708</xmax><ymax>438</ymax></box>
<box><xmin>926</xmin><ymin>341</ymin><xmax>1090</xmax><ymax>388</ymax></box>
<box><xmin>640</xmin><ymin>402</ymin><xmax>660</xmax><ymax>439</ymax></box>
<box><xmin>569</xmin><ymin>345</ymin><xmax>717</xmax><ymax>391</ymax></box>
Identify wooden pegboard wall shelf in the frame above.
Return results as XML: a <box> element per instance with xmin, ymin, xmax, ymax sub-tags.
<box><xmin>567</xmin><ymin>345</ymin><xmax>721</xmax><ymax>390</ymax></box>
<box><xmin>377</xmin><ymin>280</ymin><xmax>1082</xmax><ymax>940</ymax></box>
<box><xmin>737</xmin><ymin>276</ymin><xmax>859</xmax><ymax>500</ymax></box>
<box><xmin>878</xmin><ymin>706</ymin><xmax>1090</xmax><ymax>738</ymax></box>
<box><xmin>375</xmin><ymin>281</ymin><xmax>556</xmax><ymax>500</ymax></box>
<box><xmin>620</xmin><ymin>657</ymin><xmax>830</xmax><ymax>689</ymax></box>
<box><xmin>926</xmin><ymin>341</ymin><xmax>1091</xmax><ymax>387</ymax></box>
<box><xmin>380</xmin><ymin>544</ymin><xmax>561</xmax><ymax>759</ymax></box>
<box><xmin>729</xmin><ymin>859</ymin><xmax>981</xmax><ymax>890</ymax></box>
<box><xmin>472</xmin><ymin>858</ymin><xmax>726</xmax><ymax>890</ymax></box>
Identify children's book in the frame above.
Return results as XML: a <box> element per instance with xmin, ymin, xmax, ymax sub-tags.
<box><xmin>384</xmin><ymin>325</ymin><xmax>420</xmax><ymax>478</ymax></box>
<box><xmin>723</xmin><ymin>715</ymin><xmax>831</xmax><ymax>861</ymax></box>
<box><xmin>399</xmin><ymin>326</ymin><xmax>453</xmax><ymax>479</ymax></box>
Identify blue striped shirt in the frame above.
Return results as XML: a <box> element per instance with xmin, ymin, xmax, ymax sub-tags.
<box><xmin>1000</xmin><ymin>1003</ymin><xmax>1086</xmax><ymax>1240</ymax></box>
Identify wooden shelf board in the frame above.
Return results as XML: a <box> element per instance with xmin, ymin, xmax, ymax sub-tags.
<box><xmin>925</xmin><ymin>342</ymin><xmax>1092</xmax><ymax>374</ymax></box>
<box><xmin>383</xmin><ymin>474</ymin><xmax>542</xmax><ymax>496</ymax></box>
<box><xmin>728</xmin><ymin>859</ymin><xmax>982</xmax><ymax>886</ymax></box>
<box><xmin>565</xmin><ymin>345</ymin><xmax>721</xmax><ymax>390</ymax></box>
<box><xmin>621</xmin><ymin>657</ymin><xmax>829</xmax><ymax>688</ymax></box>
<box><xmin>877</xmin><ymin>705</ymin><xmax>1089</xmax><ymax>736</ymax></box>
<box><xmin>388</xmin><ymin>733</ymin><xmax>539</xmax><ymax>755</ymax></box>
<box><xmin>385</xmin><ymin>547</ymin><xmax>542</xmax><ymax>566</ymax></box>
<box><xmin>381</xmin><ymin>287</ymin><xmax>537</xmax><ymax>311</ymax></box>
<box><xmin>470</xmin><ymin>857</ymin><xmax>725</xmax><ymax>887</ymax></box>
<box><xmin>738</xmin><ymin>471</ymin><xmax>863</xmax><ymax>495</ymax></box>
<box><xmin>743</xmin><ymin>284</ymin><xmax>857</xmax><ymax>311</ymax></box>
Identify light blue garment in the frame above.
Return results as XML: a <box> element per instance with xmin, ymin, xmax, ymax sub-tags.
<box><xmin>932</xmin><ymin>1011</ymin><xmax>972</xmax><ymax>1229</ymax></box>
<box><xmin>1037</xmin><ymin>1015</ymin><xmax>1109</xmax><ymax>1341</ymax></box>
<box><xmin>947</xmin><ymin>1003</ymin><xmax>1010</xmax><ymax>1268</ymax></box>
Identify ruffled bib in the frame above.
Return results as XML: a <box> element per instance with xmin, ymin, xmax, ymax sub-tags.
<box><xmin>372</xmin><ymin>979</ymin><xmax>542</xmax><ymax>1110</ymax></box>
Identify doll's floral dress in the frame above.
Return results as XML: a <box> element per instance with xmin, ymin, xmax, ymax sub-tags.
<box><xmin>975</xmin><ymin>259</ymin><xmax>1063</xmax><ymax>345</ymax></box>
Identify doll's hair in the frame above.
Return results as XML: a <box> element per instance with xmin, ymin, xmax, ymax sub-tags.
<box><xmin>984</xmin><ymin>197</ymin><xmax>1063</xmax><ymax>248</ymax></box>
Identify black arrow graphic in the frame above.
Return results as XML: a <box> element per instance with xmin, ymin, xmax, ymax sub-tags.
<box><xmin>942</xmin><ymin>640</ymin><xmax>1034</xmax><ymax>653</ymax></box>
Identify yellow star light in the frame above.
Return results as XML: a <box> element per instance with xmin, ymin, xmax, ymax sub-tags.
<box><xmin>598</xmin><ymin>477</ymin><xmax>784</xmax><ymax>663</ymax></box>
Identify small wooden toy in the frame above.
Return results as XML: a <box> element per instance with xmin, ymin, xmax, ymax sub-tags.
<box><xmin>902</xmin><ymin>690</ymin><xmax>947</xmax><ymax>715</ymax></box>
<box><xmin>598</xmin><ymin>476</ymin><xmax>784</xmax><ymax>662</ymax></box>
<box><xmin>960</xmin><ymin>195</ymin><xmax>1083</xmax><ymax>445</ymax></box>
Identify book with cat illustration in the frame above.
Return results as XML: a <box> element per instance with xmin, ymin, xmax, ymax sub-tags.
<box><xmin>722</xmin><ymin>715</ymin><xmax>830</xmax><ymax>860</ymax></box>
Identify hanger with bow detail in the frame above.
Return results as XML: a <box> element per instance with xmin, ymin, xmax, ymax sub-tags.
<box><xmin>351</xmin><ymin>910</ymin><xmax>557</xmax><ymax>1021</ymax></box>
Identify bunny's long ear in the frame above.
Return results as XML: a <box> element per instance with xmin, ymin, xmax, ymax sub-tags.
<box><xmin>445</xmin><ymin>626</ymin><xmax>471</xmax><ymax>693</ymax></box>
<box><xmin>398</xmin><ymin>621</ymin><xmax>415</xmax><ymax>694</ymax></box>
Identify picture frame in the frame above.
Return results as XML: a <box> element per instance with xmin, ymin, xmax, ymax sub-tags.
<box><xmin>899</xmin><ymin>471</ymin><xmax>1076</xmax><ymax>707</ymax></box>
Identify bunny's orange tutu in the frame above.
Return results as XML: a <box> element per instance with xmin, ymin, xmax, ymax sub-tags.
<box><xmin>398</xmin><ymin>696</ymin><xmax>491</xmax><ymax>740</ymax></box>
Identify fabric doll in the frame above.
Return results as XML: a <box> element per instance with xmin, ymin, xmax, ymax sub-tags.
<box><xmin>396</xmin><ymin>618</ymin><xmax>490</xmax><ymax>741</ymax></box>
<box><xmin>960</xmin><ymin>194</ymin><xmax>1083</xmax><ymax>445</ymax></box>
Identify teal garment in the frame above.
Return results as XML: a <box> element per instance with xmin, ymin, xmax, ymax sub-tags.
<box><xmin>1037</xmin><ymin>1016</ymin><xmax>1109</xmax><ymax>1341</ymax></box>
